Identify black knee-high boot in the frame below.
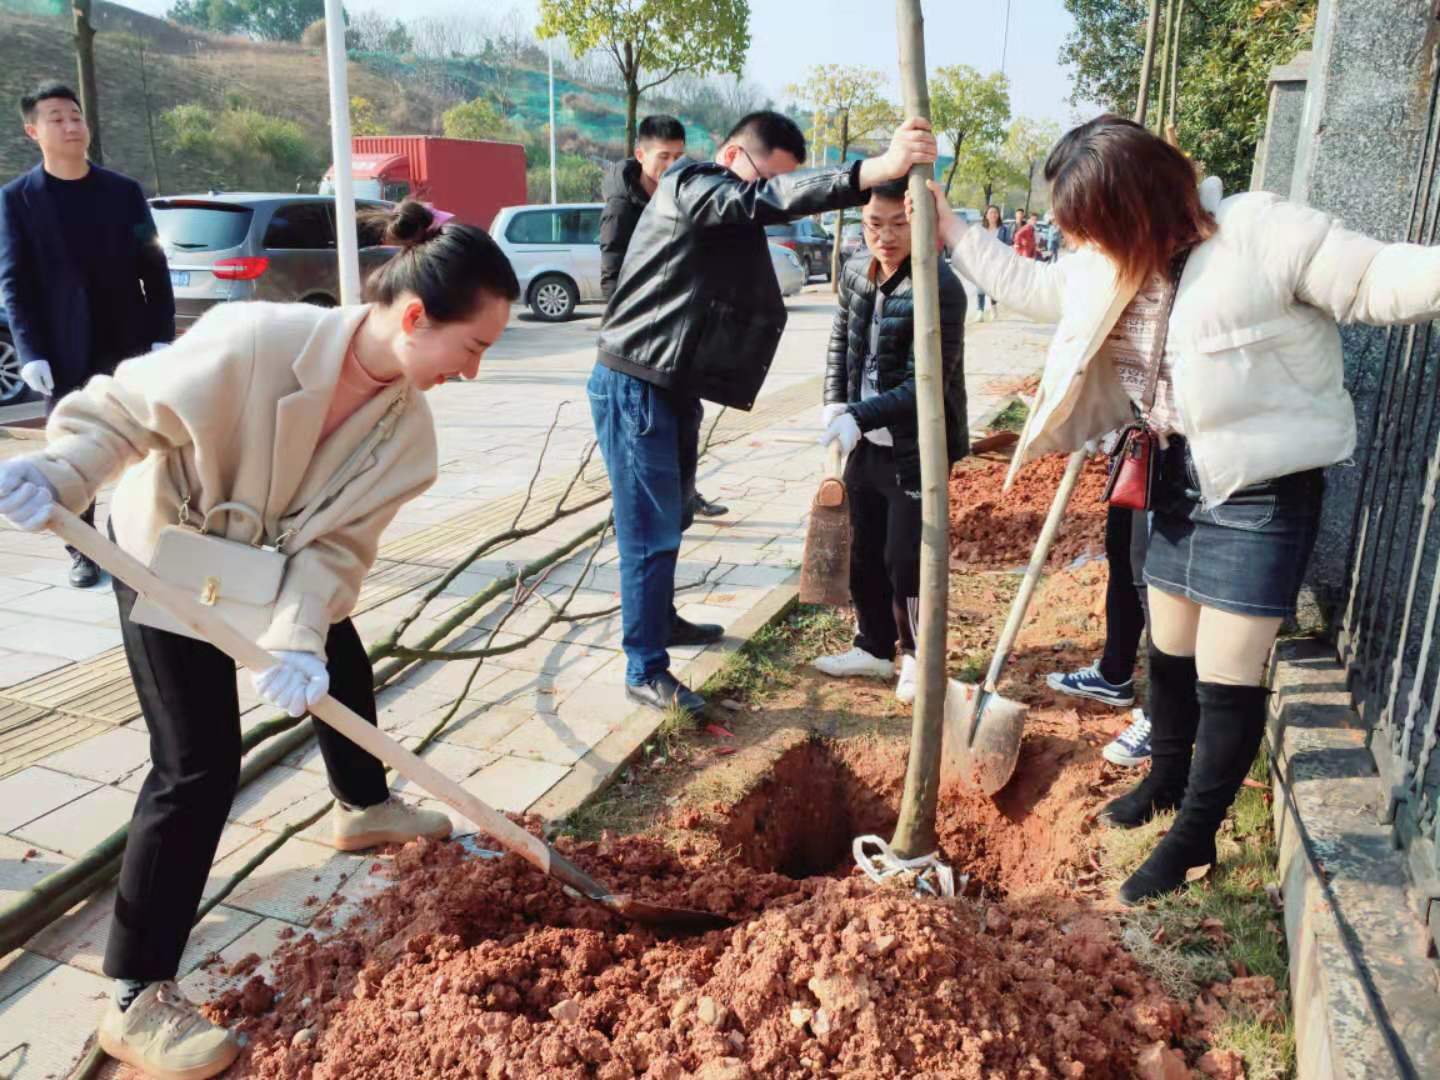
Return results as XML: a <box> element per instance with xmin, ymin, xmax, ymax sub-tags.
<box><xmin>1119</xmin><ymin>682</ymin><xmax>1269</xmax><ymax>905</ymax></box>
<box><xmin>1099</xmin><ymin>647</ymin><xmax>1200</xmax><ymax>829</ymax></box>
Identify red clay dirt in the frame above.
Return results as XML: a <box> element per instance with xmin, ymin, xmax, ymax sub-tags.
<box><xmin>950</xmin><ymin>451</ymin><xmax>1110</xmax><ymax>569</ymax></box>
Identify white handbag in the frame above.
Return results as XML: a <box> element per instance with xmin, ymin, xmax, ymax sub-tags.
<box><xmin>129</xmin><ymin>389</ymin><xmax>409</xmax><ymax>643</ymax></box>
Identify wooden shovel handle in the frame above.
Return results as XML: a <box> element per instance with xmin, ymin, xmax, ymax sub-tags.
<box><xmin>46</xmin><ymin>506</ymin><xmax>604</xmax><ymax>893</ymax></box>
<box><xmin>827</xmin><ymin>441</ymin><xmax>844</xmax><ymax>479</ymax></box>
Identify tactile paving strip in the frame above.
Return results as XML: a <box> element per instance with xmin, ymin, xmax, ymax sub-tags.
<box><xmin>0</xmin><ymin>706</ymin><xmax>106</xmax><ymax>777</ymax></box>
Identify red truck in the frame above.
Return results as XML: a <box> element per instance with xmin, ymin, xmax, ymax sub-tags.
<box><xmin>322</xmin><ymin>136</ymin><xmax>527</xmax><ymax>230</ymax></box>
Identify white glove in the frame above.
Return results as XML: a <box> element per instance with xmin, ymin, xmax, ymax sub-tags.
<box><xmin>19</xmin><ymin>360</ymin><xmax>53</xmax><ymax>396</ymax></box>
<box><xmin>820</xmin><ymin>403</ymin><xmax>849</xmax><ymax>428</ymax></box>
<box><xmin>150</xmin><ymin>342</ymin><xmax>168</xmax><ymax>353</ymax></box>
<box><xmin>820</xmin><ymin>410</ymin><xmax>862</xmax><ymax>455</ymax></box>
<box><xmin>0</xmin><ymin>456</ymin><xmax>57</xmax><ymax>532</ymax></box>
<box><xmin>253</xmin><ymin>651</ymin><xmax>330</xmax><ymax>718</ymax></box>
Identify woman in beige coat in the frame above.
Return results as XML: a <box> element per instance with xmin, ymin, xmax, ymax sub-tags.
<box><xmin>917</xmin><ymin>115</ymin><xmax>1440</xmax><ymax>908</ymax></box>
<box><xmin>0</xmin><ymin>201</ymin><xmax>519</xmax><ymax>1079</ymax></box>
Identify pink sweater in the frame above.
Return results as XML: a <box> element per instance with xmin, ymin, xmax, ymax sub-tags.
<box><xmin>320</xmin><ymin>345</ymin><xmax>398</xmax><ymax>443</ymax></box>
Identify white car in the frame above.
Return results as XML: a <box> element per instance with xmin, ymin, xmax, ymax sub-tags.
<box><xmin>770</xmin><ymin>241</ymin><xmax>806</xmax><ymax>297</ymax></box>
<box><xmin>490</xmin><ymin>203</ymin><xmax>604</xmax><ymax>322</ymax></box>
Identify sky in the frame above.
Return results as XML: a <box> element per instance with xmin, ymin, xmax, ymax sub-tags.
<box><xmin>111</xmin><ymin>0</ymin><xmax>1084</xmax><ymax>130</ymax></box>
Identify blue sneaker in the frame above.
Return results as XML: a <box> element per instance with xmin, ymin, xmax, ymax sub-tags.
<box><xmin>1103</xmin><ymin>710</ymin><xmax>1153</xmax><ymax>767</ymax></box>
<box><xmin>1045</xmin><ymin>660</ymin><xmax>1136</xmax><ymax>707</ymax></box>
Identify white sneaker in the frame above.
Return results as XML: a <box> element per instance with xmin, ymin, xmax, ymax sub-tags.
<box><xmin>331</xmin><ymin>795</ymin><xmax>452</xmax><ymax>851</ymax></box>
<box><xmin>895</xmin><ymin>654</ymin><xmax>918</xmax><ymax>704</ymax></box>
<box><xmin>97</xmin><ymin>981</ymin><xmax>239</xmax><ymax>1080</ymax></box>
<box><xmin>811</xmin><ymin>647</ymin><xmax>895</xmax><ymax>679</ymax></box>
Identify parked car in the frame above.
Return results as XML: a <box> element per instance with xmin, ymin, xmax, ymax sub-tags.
<box><xmin>839</xmin><ymin>222</ymin><xmax>867</xmax><ymax>261</ymax></box>
<box><xmin>764</xmin><ymin>219</ymin><xmax>833</xmax><ymax>281</ymax></box>
<box><xmin>958</xmin><ymin>207</ymin><xmax>983</xmax><ymax>226</ymax></box>
<box><xmin>0</xmin><ymin>309</ymin><xmax>25</xmax><ymax>403</ymax></box>
<box><xmin>770</xmin><ymin>241</ymin><xmax>806</xmax><ymax>297</ymax></box>
<box><xmin>150</xmin><ymin>193</ymin><xmax>396</xmax><ymax>333</ymax></box>
<box><xmin>490</xmin><ymin>202</ymin><xmax>604</xmax><ymax>322</ymax></box>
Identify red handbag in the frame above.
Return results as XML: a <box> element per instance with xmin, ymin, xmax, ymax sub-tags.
<box><xmin>1102</xmin><ymin>251</ymin><xmax>1191</xmax><ymax>510</ymax></box>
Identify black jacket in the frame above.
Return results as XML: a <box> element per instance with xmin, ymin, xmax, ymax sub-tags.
<box><xmin>824</xmin><ymin>253</ymin><xmax>968</xmax><ymax>490</ymax></box>
<box><xmin>599</xmin><ymin>159</ymin><xmax>650</xmax><ymax>301</ymax></box>
<box><xmin>0</xmin><ymin>164</ymin><xmax>174</xmax><ymax>394</ymax></box>
<box><xmin>597</xmin><ymin>157</ymin><xmax>870</xmax><ymax>411</ymax></box>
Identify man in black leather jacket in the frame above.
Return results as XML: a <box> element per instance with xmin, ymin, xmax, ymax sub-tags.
<box><xmin>811</xmin><ymin>180</ymin><xmax>967</xmax><ymax>704</ymax></box>
<box><xmin>588</xmin><ymin>110</ymin><xmax>937</xmax><ymax>716</ymax></box>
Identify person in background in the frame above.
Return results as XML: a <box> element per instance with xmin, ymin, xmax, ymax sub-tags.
<box><xmin>1013</xmin><ymin>211</ymin><xmax>1039</xmax><ymax>259</ymax></box>
<box><xmin>810</xmin><ymin>179</ymin><xmax>967</xmax><ymax>703</ymax></box>
<box><xmin>998</xmin><ymin>206</ymin><xmax>1026</xmax><ymax>246</ymax></box>
<box><xmin>0</xmin><ymin>81</ymin><xmax>174</xmax><ymax>589</ymax></box>
<box><xmin>974</xmin><ymin>204</ymin><xmax>1003</xmax><ymax>322</ymax></box>
<box><xmin>591</xmin><ymin>110</ymin><xmax>937</xmax><ymax>716</ymax></box>
<box><xmin>920</xmin><ymin>113</ymin><xmax>1440</xmax><ymax>904</ymax></box>
<box><xmin>599</xmin><ymin>114</ymin><xmax>728</xmax><ymax>519</ymax></box>
<box><xmin>0</xmin><ymin>201</ymin><xmax>515</xmax><ymax>1080</ymax></box>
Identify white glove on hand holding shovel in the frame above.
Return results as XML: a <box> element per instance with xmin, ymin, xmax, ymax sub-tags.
<box><xmin>0</xmin><ymin>456</ymin><xmax>57</xmax><ymax>532</ymax></box>
<box><xmin>253</xmin><ymin>652</ymin><xmax>330</xmax><ymax>718</ymax></box>
<box><xmin>820</xmin><ymin>408</ymin><xmax>861</xmax><ymax>455</ymax></box>
<box><xmin>20</xmin><ymin>360</ymin><xmax>54</xmax><ymax>396</ymax></box>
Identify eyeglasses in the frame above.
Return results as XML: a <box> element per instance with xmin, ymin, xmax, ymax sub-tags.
<box><xmin>861</xmin><ymin>220</ymin><xmax>909</xmax><ymax>237</ymax></box>
<box><xmin>735</xmin><ymin>146</ymin><xmax>774</xmax><ymax>181</ymax></box>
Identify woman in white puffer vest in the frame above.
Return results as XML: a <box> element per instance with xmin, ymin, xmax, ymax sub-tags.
<box><xmin>918</xmin><ymin>115</ymin><xmax>1440</xmax><ymax>904</ymax></box>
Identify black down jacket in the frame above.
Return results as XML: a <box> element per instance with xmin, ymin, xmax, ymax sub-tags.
<box><xmin>824</xmin><ymin>253</ymin><xmax>968</xmax><ymax>490</ymax></box>
<box><xmin>597</xmin><ymin>157</ymin><xmax>870</xmax><ymax>410</ymax></box>
<box><xmin>598</xmin><ymin>159</ymin><xmax>649</xmax><ymax>301</ymax></box>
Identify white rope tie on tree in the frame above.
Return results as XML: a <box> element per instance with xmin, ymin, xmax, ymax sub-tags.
<box><xmin>851</xmin><ymin>835</ymin><xmax>961</xmax><ymax>898</ymax></box>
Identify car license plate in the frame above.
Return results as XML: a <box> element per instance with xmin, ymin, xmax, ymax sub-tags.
<box><xmin>170</xmin><ymin>270</ymin><xmax>189</xmax><ymax>288</ymax></box>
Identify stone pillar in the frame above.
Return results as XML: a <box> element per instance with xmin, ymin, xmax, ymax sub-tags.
<box><xmin>1250</xmin><ymin>51</ymin><xmax>1312</xmax><ymax>196</ymax></box>
<box><xmin>1288</xmin><ymin>0</ymin><xmax>1439</xmax><ymax>620</ymax></box>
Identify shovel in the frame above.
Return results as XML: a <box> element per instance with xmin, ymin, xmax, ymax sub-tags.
<box><xmin>799</xmin><ymin>442</ymin><xmax>851</xmax><ymax>606</ymax></box>
<box><xmin>942</xmin><ymin>449</ymin><xmax>1089</xmax><ymax>795</ymax></box>
<box><xmin>47</xmin><ymin>506</ymin><xmax>729</xmax><ymax>933</ymax></box>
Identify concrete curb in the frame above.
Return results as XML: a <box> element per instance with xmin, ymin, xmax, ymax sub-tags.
<box><xmin>530</xmin><ymin>578</ymin><xmax>801</xmax><ymax>823</ymax></box>
<box><xmin>1268</xmin><ymin>639</ymin><xmax>1440</xmax><ymax>1080</ymax></box>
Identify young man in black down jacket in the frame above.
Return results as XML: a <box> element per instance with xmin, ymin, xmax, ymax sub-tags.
<box><xmin>589</xmin><ymin>111</ymin><xmax>937</xmax><ymax>716</ymax></box>
<box><xmin>812</xmin><ymin>179</ymin><xmax>967</xmax><ymax>704</ymax></box>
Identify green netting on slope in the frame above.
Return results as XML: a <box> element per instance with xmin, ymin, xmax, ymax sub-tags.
<box><xmin>0</xmin><ymin>0</ymin><xmax>66</xmax><ymax>15</ymax></box>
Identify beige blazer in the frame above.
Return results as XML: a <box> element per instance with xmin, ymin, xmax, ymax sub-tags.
<box><xmin>34</xmin><ymin>301</ymin><xmax>438</xmax><ymax>656</ymax></box>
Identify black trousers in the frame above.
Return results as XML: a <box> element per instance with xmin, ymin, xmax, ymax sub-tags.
<box><xmin>104</xmin><ymin>572</ymin><xmax>389</xmax><ymax>980</ymax></box>
<box><xmin>45</xmin><ymin>391</ymin><xmax>95</xmax><ymax>560</ymax></box>
<box><xmin>1098</xmin><ymin>503</ymin><xmax>1152</xmax><ymax>685</ymax></box>
<box><xmin>847</xmin><ymin>440</ymin><xmax>921</xmax><ymax>661</ymax></box>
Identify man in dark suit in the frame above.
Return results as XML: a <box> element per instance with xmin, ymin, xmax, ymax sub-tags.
<box><xmin>0</xmin><ymin>82</ymin><xmax>174</xmax><ymax>587</ymax></box>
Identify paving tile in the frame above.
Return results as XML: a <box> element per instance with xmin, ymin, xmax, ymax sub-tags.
<box><xmin>2</xmin><ymin>619</ymin><xmax>122</xmax><ymax>663</ymax></box>
<box><xmin>0</xmin><ymin>837</ymin><xmax>67</xmax><ymax>908</ymax></box>
<box><xmin>491</xmin><ymin>707</ymin><xmax>619</xmax><ymax>767</ymax></box>
<box><xmin>228</xmin><ymin>765</ymin><xmax>331</xmax><ymax>831</ymax></box>
<box><xmin>469</xmin><ymin>754</ymin><xmax>570</xmax><ymax>814</ymax></box>
<box><xmin>0</xmin><ymin>950</ymin><xmax>57</xmax><ymax>1008</ymax></box>
<box><xmin>179</xmin><ymin>916</ymin><xmax>301</xmax><ymax>1005</ymax></box>
<box><xmin>0</xmin><ymin>651</ymin><xmax>70</xmax><ymax>689</ymax></box>
<box><xmin>410</xmin><ymin>699</ymin><xmax>534</xmax><ymax>752</ymax></box>
<box><xmin>0</xmin><ymin>767</ymin><xmax>99</xmax><ymax>833</ymax></box>
<box><xmin>14</xmin><ymin>785</ymin><xmax>136</xmax><ymax>857</ymax></box>
<box><xmin>390</xmin><ymin>738</ymin><xmax>499</xmax><ymax>796</ymax></box>
<box><xmin>0</xmin><ymin>587</ymin><xmax>120</xmax><ymax>625</ymax></box>
<box><xmin>37</xmin><ymin>726</ymin><xmax>151</xmax><ymax>785</ymax></box>
<box><xmin>397</xmin><ymin>656</ymin><xmax>514</xmax><ymax>704</ymax></box>
<box><xmin>0</xmin><ymin>961</ymin><xmax>110</xmax><ymax>1078</ymax></box>
<box><xmin>214</xmin><ymin>837</ymin><xmax>364</xmax><ymax>925</ymax></box>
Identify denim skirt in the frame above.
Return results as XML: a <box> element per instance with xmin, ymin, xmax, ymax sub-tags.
<box><xmin>1142</xmin><ymin>437</ymin><xmax>1324</xmax><ymax>618</ymax></box>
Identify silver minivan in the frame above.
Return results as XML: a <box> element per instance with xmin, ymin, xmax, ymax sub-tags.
<box><xmin>491</xmin><ymin>203</ymin><xmax>604</xmax><ymax>322</ymax></box>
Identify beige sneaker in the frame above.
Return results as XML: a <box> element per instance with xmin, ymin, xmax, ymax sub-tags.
<box><xmin>331</xmin><ymin>795</ymin><xmax>452</xmax><ymax>851</ymax></box>
<box><xmin>97</xmin><ymin>981</ymin><xmax>239</xmax><ymax>1080</ymax></box>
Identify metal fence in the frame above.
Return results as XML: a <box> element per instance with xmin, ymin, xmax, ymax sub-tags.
<box><xmin>1337</xmin><ymin>42</ymin><xmax>1440</xmax><ymax>947</ymax></box>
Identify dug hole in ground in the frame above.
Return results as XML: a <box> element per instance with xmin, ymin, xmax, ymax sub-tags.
<box><xmin>153</xmin><ymin>441</ymin><xmax>1292</xmax><ymax>1080</ymax></box>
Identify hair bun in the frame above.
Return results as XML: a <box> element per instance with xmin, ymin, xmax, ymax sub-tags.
<box><xmin>383</xmin><ymin>200</ymin><xmax>436</xmax><ymax>248</ymax></box>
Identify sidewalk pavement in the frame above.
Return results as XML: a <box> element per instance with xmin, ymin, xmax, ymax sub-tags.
<box><xmin>0</xmin><ymin>290</ymin><xmax>1050</xmax><ymax>1077</ymax></box>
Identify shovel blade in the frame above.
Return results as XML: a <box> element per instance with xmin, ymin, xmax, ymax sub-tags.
<box><xmin>601</xmin><ymin>894</ymin><xmax>733</xmax><ymax>932</ymax></box>
<box><xmin>941</xmin><ymin>679</ymin><xmax>1026</xmax><ymax>796</ymax></box>
<box><xmin>799</xmin><ymin>479</ymin><xmax>852</xmax><ymax>607</ymax></box>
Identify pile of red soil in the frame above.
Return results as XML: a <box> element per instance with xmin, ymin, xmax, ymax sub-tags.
<box><xmin>208</xmin><ymin>836</ymin><xmax>1186</xmax><ymax>1080</ymax></box>
<box><xmin>950</xmin><ymin>452</ymin><xmax>1110</xmax><ymax>569</ymax></box>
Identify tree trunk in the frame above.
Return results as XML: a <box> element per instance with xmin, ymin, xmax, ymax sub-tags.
<box><xmin>830</xmin><ymin>112</ymin><xmax>849</xmax><ymax>291</ymax></box>
<box><xmin>73</xmin><ymin>0</ymin><xmax>102</xmax><ymax>164</ymax></box>
<box><xmin>889</xmin><ymin>0</ymin><xmax>948</xmax><ymax>860</ymax></box>
<box><xmin>942</xmin><ymin>131</ymin><xmax>963</xmax><ymax>197</ymax></box>
<box><xmin>983</xmin><ymin>179</ymin><xmax>994</xmax><ymax>208</ymax></box>
<box><xmin>1166</xmin><ymin>0</ymin><xmax>1187</xmax><ymax>135</ymax></box>
<box><xmin>1023</xmin><ymin>162</ymin><xmax>1035</xmax><ymax>214</ymax></box>
<box><xmin>137</xmin><ymin>41</ymin><xmax>162</xmax><ymax>192</ymax></box>
<box><xmin>623</xmin><ymin>40</ymin><xmax>639</xmax><ymax>156</ymax></box>
<box><xmin>1154</xmin><ymin>0</ymin><xmax>1175</xmax><ymax>135</ymax></box>
<box><xmin>1133</xmin><ymin>0</ymin><xmax>1162</xmax><ymax>126</ymax></box>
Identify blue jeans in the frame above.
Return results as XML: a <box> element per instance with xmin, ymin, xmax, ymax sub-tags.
<box><xmin>587</xmin><ymin>362</ymin><xmax>702</xmax><ymax>684</ymax></box>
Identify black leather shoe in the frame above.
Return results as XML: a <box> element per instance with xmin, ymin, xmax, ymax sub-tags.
<box><xmin>625</xmin><ymin>671</ymin><xmax>706</xmax><ymax>715</ymax></box>
<box><xmin>69</xmin><ymin>552</ymin><xmax>101</xmax><ymax>589</ymax></box>
<box><xmin>692</xmin><ymin>492</ymin><xmax>729</xmax><ymax>517</ymax></box>
<box><xmin>669</xmin><ymin>616</ymin><xmax>724</xmax><ymax>647</ymax></box>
